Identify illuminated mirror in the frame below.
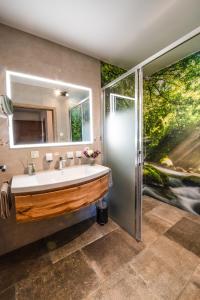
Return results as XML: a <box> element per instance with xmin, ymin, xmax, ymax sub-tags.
<box><xmin>6</xmin><ymin>71</ymin><xmax>93</xmax><ymax>148</ymax></box>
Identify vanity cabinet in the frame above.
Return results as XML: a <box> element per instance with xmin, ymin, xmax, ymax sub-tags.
<box><xmin>14</xmin><ymin>174</ymin><xmax>109</xmax><ymax>222</ymax></box>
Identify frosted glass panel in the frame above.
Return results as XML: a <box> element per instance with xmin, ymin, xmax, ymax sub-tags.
<box><xmin>104</xmin><ymin>73</ymin><xmax>136</xmax><ymax>236</ymax></box>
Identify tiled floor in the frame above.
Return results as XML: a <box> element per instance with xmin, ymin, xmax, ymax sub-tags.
<box><xmin>0</xmin><ymin>196</ymin><xmax>200</xmax><ymax>300</ymax></box>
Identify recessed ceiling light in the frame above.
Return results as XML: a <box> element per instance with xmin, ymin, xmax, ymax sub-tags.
<box><xmin>54</xmin><ymin>89</ymin><xmax>69</xmax><ymax>97</ymax></box>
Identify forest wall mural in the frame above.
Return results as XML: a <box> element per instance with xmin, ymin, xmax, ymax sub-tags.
<box><xmin>143</xmin><ymin>51</ymin><xmax>200</xmax><ymax>215</ymax></box>
<box><xmin>101</xmin><ymin>52</ymin><xmax>200</xmax><ymax>216</ymax></box>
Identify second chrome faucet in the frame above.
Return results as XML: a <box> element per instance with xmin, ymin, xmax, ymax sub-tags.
<box><xmin>58</xmin><ymin>156</ymin><xmax>66</xmax><ymax>170</ymax></box>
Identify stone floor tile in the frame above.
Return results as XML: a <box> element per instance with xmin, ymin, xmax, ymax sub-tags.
<box><xmin>185</xmin><ymin>213</ymin><xmax>200</xmax><ymax>225</ymax></box>
<box><xmin>46</xmin><ymin>218</ymin><xmax>104</xmax><ymax>263</ymax></box>
<box><xmin>142</xmin><ymin>212</ymin><xmax>172</xmax><ymax>246</ymax></box>
<box><xmin>178</xmin><ymin>263</ymin><xmax>200</xmax><ymax>300</ymax></box>
<box><xmin>15</xmin><ymin>250</ymin><xmax>98</xmax><ymax>300</ymax></box>
<box><xmin>178</xmin><ymin>282</ymin><xmax>200</xmax><ymax>300</ymax></box>
<box><xmin>87</xmin><ymin>264</ymin><xmax>159</xmax><ymax>300</ymax></box>
<box><xmin>131</xmin><ymin>236</ymin><xmax>199</xmax><ymax>300</ymax></box>
<box><xmin>165</xmin><ymin>217</ymin><xmax>200</xmax><ymax>257</ymax></box>
<box><xmin>142</xmin><ymin>196</ymin><xmax>162</xmax><ymax>215</ymax></box>
<box><xmin>48</xmin><ymin>219</ymin><xmax>117</xmax><ymax>264</ymax></box>
<box><xmin>45</xmin><ymin>217</ymin><xmax>97</xmax><ymax>251</ymax></box>
<box><xmin>0</xmin><ymin>200</ymin><xmax>199</xmax><ymax>300</ymax></box>
<box><xmin>80</xmin><ymin>222</ymin><xmax>104</xmax><ymax>244</ymax></box>
<box><xmin>0</xmin><ymin>239</ymin><xmax>50</xmax><ymax>293</ymax></box>
<box><xmin>149</xmin><ymin>202</ymin><xmax>186</xmax><ymax>225</ymax></box>
<box><xmin>48</xmin><ymin>236</ymin><xmax>83</xmax><ymax>264</ymax></box>
<box><xmin>82</xmin><ymin>228</ymin><xmax>144</xmax><ymax>277</ymax></box>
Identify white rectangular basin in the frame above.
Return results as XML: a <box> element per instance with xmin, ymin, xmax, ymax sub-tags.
<box><xmin>11</xmin><ymin>164</ymin><xmax>110</xmax><ymax>194</ymax></box>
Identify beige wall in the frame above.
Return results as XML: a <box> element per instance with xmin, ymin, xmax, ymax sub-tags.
<box><xmin>0</xmin><ymin>24</ymin><xmax>101</xmax><ymax>255</ymax></box>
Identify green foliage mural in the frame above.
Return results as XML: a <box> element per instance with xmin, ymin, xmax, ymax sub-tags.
<box><xmin>144</xmin><ymin>51</ymin><xmax>200</xmax><ymax>216</ymax></box>
<box><xmin>101</xmin><ymin>62</ymin><xmax>135</xmax><ymax>115</ymax></box>
<box><xmin>101</xmin><ymin>61</ymin><xmax>126</xmax><ymax>87</ymax></box>
<box><xmin>144</xmin><ymin>52</ymin><xmax>200</xmax><ymax>163</ymax></box>
<box><xmin>101</xmin><ymin>54</ymin><xmax>200</xmax><ymax>215</ymax></box>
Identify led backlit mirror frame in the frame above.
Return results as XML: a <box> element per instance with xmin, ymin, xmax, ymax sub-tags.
<box><xmin>6</xmin><ymin>71</ymin><xmax>93</xmax><ymax>148</ymax></box>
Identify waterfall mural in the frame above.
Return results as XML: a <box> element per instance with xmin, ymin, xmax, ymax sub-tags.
<box><xmin>143</xmin><ymin>51</ymin><xmax>200</xmax><ymax>215</ymax></box>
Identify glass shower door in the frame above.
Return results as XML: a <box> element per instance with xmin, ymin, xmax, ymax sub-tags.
<box><xmin>103</xmin><ymin>72</ymin><xmax>141</xmax><ymax>239</ymax></box>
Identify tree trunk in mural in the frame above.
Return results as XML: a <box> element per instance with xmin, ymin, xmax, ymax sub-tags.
<box><xmin>144</xmin><ymin>51</ymin><xmax>200</xmax><ymax>216</ymax></box>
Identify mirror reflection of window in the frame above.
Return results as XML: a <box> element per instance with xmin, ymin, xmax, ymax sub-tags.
<box><xmin>70</xmin><ymin>105</ymin><xmax>82</xmax><ymax>142</ymax></box>
<box><xmin>82</xmin><ymin>100</ymin><xmax>90</xmax><ymax>140</ymax></box>
<box><xmin>69</xmin><ymin>98</ymin><xmax>90</xmax><ymax>142</ymax></box>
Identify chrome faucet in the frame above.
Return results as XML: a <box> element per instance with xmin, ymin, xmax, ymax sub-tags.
<box><xmin>27</xmin><ymin>163</ymin><xmax>36</xmax><ymax>175</ymax></box>
<box><xmin>58</xmin><ymin>156</ymin><xmax>66</xmax><ymax>170</ymax></box>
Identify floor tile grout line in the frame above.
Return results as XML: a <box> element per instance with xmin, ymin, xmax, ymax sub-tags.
<box><xmin>85</xmin><ymin>252</ymin><xmax>160</xmax><ymax>300</ymax></box>
<box><xmin>84</xmin><ymin>260</ymin><xmax>138</xmax><ymax>299</ymax></box>
<box><xmin>49</xmin><ymin>222</ymin><xmax>119</xmax><ymax>264</ymax></box>
<box><xmin>184</xmin><ymin>215</ymin><xmax>200</xmax><ymax>225</ymax></box>
<box><xmin>50</xmin><ymin>233</ymin><xmax>104</xmax><ymax>265</ymax></box>
<box><xmin>80</xmin><ymin>248</ymin><xmax>104</xmax><ymax>282</ymax></box>
<box><xmin>144</xmin><ymin>210</ymin><xmax>177</xmax><ymax>228</ymax></box>
<box><xmin>1</xmin><ymin>200</ymin><xmax>199</xmax><ymax>299</ymax></box>
<box><xmin>83</xmin><ymin>220</ymin><xmax>199</xmax><ymax>299</ymax></box>
<box><xmin>0</xmin><ymin>284</ymin><xmax>16</xmax><ymax>298</ymax></box>
<box><xmin>0</xmin><ymin>223</ymin><xmax>119</xmax><ymax>293</ymax></box>
<box><xmin>0</xmin><ymin>252</ymin><xmax>54</xmax><ymax>296</ymax></box>
<box><xmin>147</xmin><ymin>209</ymin><xmax>182</xmax><ymax>226</ymax></box>
<box><xmin>175</xmin><ymin>261</ymin><xmax>200</xmax><ymax>300</ymax></box>
<box><xmin>80</xmin><ymin>232</ymin><xmax>148</xmax><ymax>298</ymax></box>
<box><xmin>164</xmin><ymin>228</ymin><xmax>200</xmax><ymax>259</ymax></box>
<box><xmin>140</xmin><ymin>219</ymin><xmax>170</xmax><ymax>252</ymax></box>
<box><xmin>128</xmin><ymin>234</ymin><xmax>200</xmax><ymax>300</ymax></box>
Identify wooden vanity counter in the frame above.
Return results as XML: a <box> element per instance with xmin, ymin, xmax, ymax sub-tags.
<box><xmin>11</xmin><ymin>165</ymin><xmax>110</xmax><ymax>222</ymax></box>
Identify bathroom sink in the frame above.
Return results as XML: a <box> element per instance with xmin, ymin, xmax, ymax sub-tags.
<box><xmin>11</xmin><ymin>164</ymin><xmax>110</xmax><ymax>194</ymax></box>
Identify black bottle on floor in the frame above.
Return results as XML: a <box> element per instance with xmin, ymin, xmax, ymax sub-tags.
<box><xmin>96</xmin><ymin>200</ymin><xmax>108</xmax><ymax>225</ymax></box>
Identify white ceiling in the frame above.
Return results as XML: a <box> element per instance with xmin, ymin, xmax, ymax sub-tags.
<box><xmin>0</xmin><ymin>0</ymin><xmax>199</xmax><ymax>69</ymax></box>
<box><xmin>144</xmin><ymin>34</ymin><xmax>200</xmax><ymax>76</ymax></box>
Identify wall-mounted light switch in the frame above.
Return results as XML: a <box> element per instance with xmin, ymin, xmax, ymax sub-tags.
<box><xmin>31</xmin><ymin>151</ymin><xmax>39</xmax><ymax>159</ymax></box>
<box><xmin>67</xmin><ymin>152</ymin><xmax>74</xmax><ymax>159</ymax></box>
<box><xmin>45</xmin><ymin>153</ymin><xmax>53</xmax><ymax>162</ymax></box>
<box><xmin>75</xmin><ymin>151</ymin><xmax>82</xmax><ymax>158</ymax></box>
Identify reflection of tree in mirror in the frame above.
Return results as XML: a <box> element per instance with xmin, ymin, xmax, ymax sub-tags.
<box><xmin>70</xmin><ymin>100</ymin><xmax>90</xmax><ymax>142</ymax></box>
<box><xmin>70</xmin><ymin>106</ymin><xmax>82</xmax><ymax>142</ymax></box>
<box><xmin>82</xmin><ymin>101</ymin><xmax>90</xmax><ymax>122</ymax></box>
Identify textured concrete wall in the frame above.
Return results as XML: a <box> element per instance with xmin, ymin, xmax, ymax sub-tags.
<box><xmin>0</xmin><ymin>24</ymin><xmax>101</xmax><ymax>255</ymax></box>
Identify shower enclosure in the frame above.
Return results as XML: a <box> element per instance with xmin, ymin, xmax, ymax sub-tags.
<box><xmin>102</xmin><ymin>27</ymin><xmax>200</xmax><ymax>241</ymax></box>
